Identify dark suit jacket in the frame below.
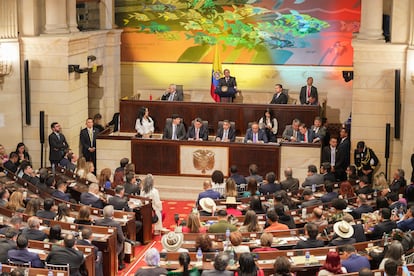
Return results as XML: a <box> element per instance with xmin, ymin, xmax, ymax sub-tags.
<box><xmin>244</xmin><ymin>129</ymin><xmax>268</xmax><ymax>143</ymax></box>
<box><xmin>80</xmin><ymin>192</ymin><xmax>104</xmax><ymax>209</ymax></box>
<box><xmin>108</xmin><ymin>195</ymin><xmax>131</xmax><ymax>211</ymax></box>
<box><xmin>107</xmin><ymin>113</ymin><xmax>120</xmax><ymax>132</ymax></box>
<box><xmin>323</xmin><ymin>172</ymin><xmax>336</xmax><ymax>182</ymax></box>
<box><xmin>162</xmin><ymin>123</ymin><xmax>186</xmax><ymax>140</ymax></box>
<box><xmin>259</xmin><ymin>183</ymin><xmax>281</xmax><ymax>195</ymax></box>
<box><xmin>161</xmin><ymin>91</ymin><xmax>183</xmax><ymax>101</ymax></box>
<box><xmin>270</xmin><ymin>92</ymin><xmax>288</xmax><ymax>104</ymax></box>
<box><xmin>302</xmin><ymin>174</ymin><xmax>325</xmax><ymax>187</ymax></box>
<box><xmin>8</xmin><ymin>248</ymin><xmax>43</xmax><ymax>268</ymax></box>
<box><xmin>187</xmin><ymin>125</ymin><xmax>209</xmax><ymax>141</ymax></box>
<box><xmin>95</xmin><ymin>218</ymin><xmax>125</xmax><ymax>254</ymax></box>
<box><xmin>300</xmin><ymin>85</ymin><xmax>318</xmax><ymax>104</ymax></box>
<box><xmin>3</xmin><ymin>160</ymin><xmax>18</xmax><ymax>173</ymax></box>
<box><xmin>45</xmin><ymin>246</ymin><xmax>84</xmax><ymax>276</ymax></box>
<box><xmin>80</xmin><ymin>127</ymin><xmax>97</xmax><ymax>160</ymax></box>
<box><xmin>48</xmin><ymin>132</ymin><xmax>69</xmax><ymax>162</ymax></box>
<box><xmin>229</xmin><ymin>173</ymin><xmax>246</xmax><ymax>185</ymax></box>
<box><xmin>21</xmin><ymin>228</ymin><xmax>47</xmax><ymax>241</ymax></box>
<box><xmin>215</xmin><ymin>127</ymin><xmax>236</xmax><ymax>142</ymax></box>
<box><xmin>298</xmin><ymin>129</ymin><xmax>316</xmax><ymax>143</ymax></box>
<box><xmin>370</xmin><ymin>220</ymin><xmax>397</xmax><ymax>240</ymax></box>
<box><xmin>0</xmin><ymin>238</ymin><xmax>16</xmax><ymax>263</ymax></box>
<box><xmin>52</xmin><ymin>190</ymin><xmax>70</xmax><ymax>202</ymax></box>
<box><xmin>22</xmin><ymin>173</ymin><xmax>40</xmax><ymax>186</ymax></box>
<box><xmin>36</xmin><ymin>209</ymin><xmax>56</xmax><ymax>220</ymax></box>
<box><xmin>294</xmin><ymin>238</ymin><xmax>324</xmax><ymax>249</ymax></box>
<box><xmin>352</xmin><ymin>224</ymin><xmax>367</xmax><ymax>242</ymax></box>
<box><xmin>351</xmin><ymin>204</ymin><xmax>374</xmax><ymax>219</ymax></box>
<box><xmin>356</xmin><ymin>185</ymin><xmax>374</xmax><ymax>195</ymax></box>
<box><xmin>124</xmin><ymin>182</ymin><xmax>140</xmax><ymax>195</ymax></box>
<box><xmin>281</xmin><ymin>177</ymin><xmax>299</xmax><ymax>193</ymax></box>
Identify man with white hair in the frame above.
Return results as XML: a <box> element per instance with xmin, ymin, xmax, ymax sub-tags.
<box><xmin>80</xmin><ymin>183</ymin><xmax>105</xmax><ymax>209</ymax></box>
<box><xmin>95</xmin><ymin>205</ymin><xmax>126</xmax><ymax>270</ymax></box>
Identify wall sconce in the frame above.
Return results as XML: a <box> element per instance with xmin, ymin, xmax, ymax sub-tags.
<box><xmin>342</xmin><ymin>71</ymin><xmax>354</xmax><ymax>82</ymax></box>
<box><xmin>0</xmin><ymin>59</ymin><xmax>12</xmax><ymax>83</ymax></box>
<box><xmin>68</xmin><ymin>64</ymin><xmax>88</xmax><ymax>74</ymax></box>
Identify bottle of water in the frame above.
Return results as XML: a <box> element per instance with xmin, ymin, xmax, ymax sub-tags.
<box><xmin>196</xmin><ymin>247</ymin><xmax>203</xmax><ymax>265</ymax></box>
<box><xmin>305</xmin><ymin>251</ymin><xmax>310</xmax><ymax>265</ymax></box>
<box><xmin>311</xmin><ymin>184</ymin><xmax>316</xmax><ymax>193</ymax></box>
<box><xmin>373</xmin><ymin>190</ymin><xmax>377</xmax><ymax>197</ymax></box>
<box><xmin>225</xmin><ymin>228</ymin><xmax>230</xmax><ymax>249</ymax></box>
<box><xmin>48</xmin><ymin>270</ymin><xmax>53</xmax><ymax>276</ymax></box>
<box><xmin>0</xmin><ymin>262</ymin><xmax>2</xmax><ymax>273</ymax></box>
<box><xmin>229</xmin><ymin>249</ymin><xmax>235</xmax><ymax>266</ymax></box>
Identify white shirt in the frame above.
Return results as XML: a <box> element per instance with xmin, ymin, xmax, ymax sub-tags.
<box><xmin>135</xmin><ymin>117</ymin><xmax>155</xmax><ymax>136</ymax></box>
<box><xmin>258</xmin><ymin>117</ymin><xmax>278</xmax><ymax>134</ymax></box>
<box><xmin>141</xmin><ymin>188</ymin><xmax>162</xmax><ymax>211</ymax></box>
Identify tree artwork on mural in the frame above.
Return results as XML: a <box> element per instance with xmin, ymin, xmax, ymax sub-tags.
<box><xmin>115</xmin><ymin>0</ymin><xmax>360</xmax><ymax>65</ymax></box>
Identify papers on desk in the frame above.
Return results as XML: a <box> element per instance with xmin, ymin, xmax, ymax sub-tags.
<box><xmin>290</xmin><ymin>255</ymin><xmax>319</xmax><ymax>265</ymax></box>
<box><xmin>69</xmin><ymin>182</ymin><xmax>77</xmax><ymax>187</ymax></box>
<box><xmin>129</xmin><ymin>198</ymin><xmax>142</xmax><ymax>207</ymax></box>
<box><xmin>272</xmin><ymin>236</ymin><xmax>300</xmax><ymax>245</ymax></box>
<box><xmin>257</xmin><ymin>259</ymin><xmax>274</xmax><ymax>264</ymax></box>
<box><xmin>160</xmin><ymin>260</ymin><xmax>179</xmax><ymax>266</ymax></box>
<box><xmin>28</xmin><ymin>248</ymin><xmax>45</xmax><ymax>254</ymax></box>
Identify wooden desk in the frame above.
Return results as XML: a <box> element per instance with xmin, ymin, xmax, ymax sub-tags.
<box><xmin>0</xmin><ymin>264</ymin><xmax>69</xmax><ymax>276</ymax></box>
<box><xmin>119</xmin><ymin>100</ymin><xmax>320</xmax><ymax>136</ymax></box>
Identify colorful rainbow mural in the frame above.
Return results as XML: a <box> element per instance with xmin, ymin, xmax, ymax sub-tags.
<box><xmin>115</xmin><ymin>0</ymin><xmax>361</xmax><ymax>65</ymax></box>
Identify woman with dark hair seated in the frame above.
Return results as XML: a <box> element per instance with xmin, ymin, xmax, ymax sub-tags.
<box><xmin>195</xmin><ymin>234</ymin><xmax>214</xmax><ymax>252</ymax></box>
<box><xmin>234</xmin><ymin>252</ymin><xmax>264</xmax><ymax>276</ymax></box>
<box><xmin>242</xmin><ymin>178</ymin><xmax>259</xmax><ymax>198</ymax></box>
<box><xmin>249</xmin><ymin>196</ymin><xmax>266</xmax><ymax>214</ymax></box>
<box><xmin>167</xmin><ymin>252</ymin><xmax>200</xmax><ymax>276</ymax></box>
<box><xmin>239</xmin><ymin>210</ymin><xmax>263</xmax><ymax>233</ymax></box>
<box><xmin>273</xmin><ymin>256</ymin><xmax>293</xmax><ymax>276</ymax></box>
<box><xmin>47</xmin><ymin>224</ymin><xmax>63</xmax><ymax>244</ymax></box>
<box><xmin>74</xmin><ymin>205</ymin><xmax>94</xmax><ymax>225</ymax></box>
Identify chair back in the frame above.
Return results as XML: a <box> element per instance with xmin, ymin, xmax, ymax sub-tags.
<box><xmin>218</xmin><ymin>120</ymin><xmax>235</xmax><ymax>130</ymax></box>
<box><xmin>45</xmin><ymin>263</ymin><xmax>70</xmax><ymax>271</ymax></box>
<box><xmin>8</xmin><ymin>259</ymin><xmax>31</xmax><ymax>268</ymax></box>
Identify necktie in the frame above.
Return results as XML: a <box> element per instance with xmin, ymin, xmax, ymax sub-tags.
<box><xmin>307</xmin><ymin>86</ymin><xmax>311</xmax><ymax>97</ymax></box>
<box><xmin>168</xmin><ymin>93</ymin><xmax>174</xmax><ymax>101</ymax></box>
<box><xmin>226</xmin><ymin>78</ymin><xmax>229</xmax><ymax>83</ymax></box>
<box><xmin>172</xmin><ymin>125</ymin><xmax>177</xmax><ymax>140</ymax></box>
<box><xmin>293</xmin><ymin>130</ymin><xmax>297</xmax><ymax>139</ymax></box>
<box><xmin>253</xmin><ymin>133</ymin><xmax>257</xmax><ymax>143</ymax></box>
<box><xmin>304</xmin><ymin>132</ymin><xmax>308</xmax><ymax>142</ymax></box>
<box><xmin>88</xmin><ymin>128</ymin><xmax>93</xmax><ymax>145</ymax></box>
<box><xmin>223</xmin><ymin>130</ymin><xmax>228</xmax><ymax>141</ymax></box>
<box><xmin>331</xmin><ymin>148</ymin><xmax>336</xmax><ymax>166</ymax></box>
<box><xmin>195</xmin><ymin>128</ymin><xmax>199</xmax><ymax>140</ymax></box>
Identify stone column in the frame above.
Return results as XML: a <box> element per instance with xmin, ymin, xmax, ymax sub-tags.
<box><xmin>67</xmin><ymin>0</ymin><xmax>79</xmax><ymax>33</ymax></box>
<box><xmin>357</xmin><ymin>0</ymin><xmax>384</xmax><ymax>40</ymax></box>
<box><xmin>99</xmin><ymin>0</ymin><xmax>113</xmax><ymax>29</ymax></box>
<box><xmin>44</xmin><ymin>0</ymin><xmax>69</xmax><ymax>34</ymax></box>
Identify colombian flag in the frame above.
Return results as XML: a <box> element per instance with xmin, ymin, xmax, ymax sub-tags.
<box><xmin>210</xmin><ymin>46</ymin><xmax>222</xmax><ymax>102</ymax></box>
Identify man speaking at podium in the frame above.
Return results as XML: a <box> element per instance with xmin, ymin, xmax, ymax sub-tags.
<box><xmin>215</xmin><ymin>69</ymin><xmax>237</xmax><ymax>103</ymax></box>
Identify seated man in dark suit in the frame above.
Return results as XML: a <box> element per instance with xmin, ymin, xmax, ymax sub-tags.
<box><xmin>215</xmin><ymin>120</ymin><xmax>236</xmax><ymax>142</ymax></box>
<box><xmin>52</xmin><ymin>181</ymin><xmax>70</xmax><ymax>202</ymax></box>
<box><xmin>0</xmin><ymin>228</ymin><xmax>17</xmax><ymax>264</ymax></box>
<box><xmin>301</xmin><ymin>164</ymin><xmax>324</xmax><ymax>188</ymax></box>
<box><xmin>3</xmin><ymin>152</ymin><xmax>18</xmax><ymax>173</ymax></box>
<box><xmin>269</xmin><ymin>84</ymin><xmax>288</xmax><ymax>104</ymax></box>
<box><xmin>77</xmin><ymin>228</ymin><xmax>103</xmax><ymax>276</ymax></box>
<box><xmin>369</xmin><ymin>208</ymin><xmax>397</xmax><ymax>240</ymax></box>
<box><xmin>259</xmin><ymin>172</ymin><xmax>281</xmax><ymax>195</ymax></box>
<box><xmin>109</xmin><ymin>185</ymin><xmax>131</xmax><ymax>211</ymax></box>
<box><xmin>123</xmin><ymin>173</ymin><xmax>140</xmax><ymax>195</ymax></box>
<box><xmin>298</xmin><ymin>123</ymin><xmax>317</xmax><ymax>143</ymax></box>
<box><xmin>36</xmin><ymin>198</ymin><xmax>56</xmax><ymax>220</ymax></box>
<box><xmin>280</xmin><ymin>167</ymin><xmax>299</xmax><ymax>194</ymax></box>
<box><xmin>228</xmin><ymin>165</ymin><xmax>246</xmax><ymax>186</ymax></box>
<box><xmin>187</xmin><ymin>117</ymin><xmax>208</xmax><ymax>141</ymax></box>
<box><xmin>356</xmin><ymin>176</ymin><xmax>374</xmax><ymax>195</ymax></box>
<box><xmin>95</xmin><ymin>205</ymin><xmax>126</xmax><ymax>270</ymax></box>
<box><xmin>161</xmin><ymin>84</ymin><xmax>183</xmax><ymax>101</ymax></box>
<box><xmin>321</xmin><ymin>162</ymin><xmax>336</xmax><ymax>183</ymax></box>
<box><xmin>80</xmin><ymin>183</ymin><xmax>105</xmax><ymax>209</ymax></box>
<box><xmin>8</xmin><ymin>234</ymin><xmax>43</xmax><ymax>267</ymax></box>
<box><xmin>21</xmin><ymin>163</ymin><xmax>40</xmax><ymax>186</ymax></box>
<box><xmin>244</xmin><ymin>122</ymin><xmax>268</xmax><ymax>143</ymax></box>
<box><xmin>21</xmin><ymin>216</ymin><xmax>47</xmax><ymax>241</ymax></box>
<box><xmin>320</xmin><ymin>182</ymin><xmax>338</xmax><ymax>203</ymax></box>
<box><xmin>46</xmin><ymin>234</ymin><xmax>84</xmax><ymax>275</ymax></box>
<box><xmin>351</xmin><ymin>194</ymin><xmax>373</xmax><ymax>219</ymax></box>
<box><xmin>162</xmin><ymin>114</ymin><xmax>186</xmax><ymax>140</ymax></box>
<box><xmin>301</xmin><ymin>189</ymin><xmax>323</xmax><ymax>208</ymax></box>
<box><xmin>294</xmin><ymin>223</ymin><xmax>324</xmax><ymax>249</ymax></box>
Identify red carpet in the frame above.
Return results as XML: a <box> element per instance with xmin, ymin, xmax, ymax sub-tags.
<box><xmin>118</xmin><ymin>200</ymin><xmax>195</xmax><ymax>275</ymax></box>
